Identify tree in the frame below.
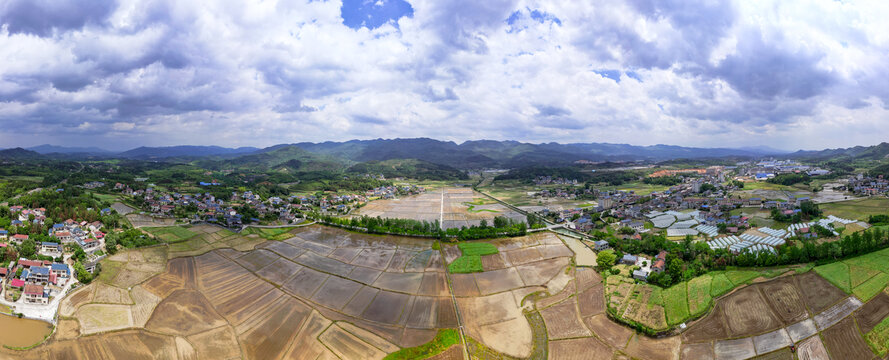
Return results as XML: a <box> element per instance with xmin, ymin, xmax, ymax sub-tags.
<box><xmin>74</xmin><ymin>262</ymin><xmax>92</xmax><ymax>284</ymax></box>
<box><xmin>597</xmin><ymin>250</ymin><xmax>617</xmax><ymax>271</ymax></box>
<box><xmin>19</xmin><ymin>239</ymin><xmax>36</xmax><ymax>258</ymax></box>
<box><xmin>667</xmin><ymin>258</ymin><xmax>684</xmax><ymax>284</ymax></box>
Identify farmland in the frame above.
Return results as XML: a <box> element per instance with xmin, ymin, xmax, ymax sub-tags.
<box><xmin>15</xmin><ymin>223</ymin><xmax>889</xmax><ymax>359</ymax></box>
<box><xmin>815</xmin><ymin>247</ymin><xmax>889</xmax><ymax>301</ymax></box>
<box><xmin>820</xmin><ymin>197</ymin><xmax>889</xmax><ymax>221</ymax></box>
<box><xmin>354</xmin><ymin>187</ymin><xmax>525</xmax><ymax>229</ymax></box>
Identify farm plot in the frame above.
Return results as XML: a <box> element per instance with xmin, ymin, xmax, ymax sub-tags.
<box><xmin>796</xmin><ymin>271</ymin><xmax>848</xmax><ymax>314</ymax></box>
<box><xmin>856</xmin><ymin>292</ymin><xmax>889</xmax><ymax>333</ymax></box>
<box><xmin>797</xmin><ymin>335</ymin><xmax>830</xmax><ymax>360</ymax></box>
<box><xmin>540</xmin><ymin>299</ymin><xmax>591</xmax><ymax>339</ymax></box>
<box><xmin>758</xmin><ymin>276</ymin><xmax>808</xmax><ymax>323</ymax></box>
<box><xmin>126</xmin><ymin>213</ymin><xmax>175</xmax><ymax>228</ymax></box>
<box><xmin>719</xmin><ymin>286</ymin><xmax>782</xmax><ymax>337</ymax></box>
<box><xmin>821</xmin><ymin>317</ymin><xmax>874</xmax><ymax>360</ymax></box>
<box><xmin>354</xmin><ymin>188</ymin><xmax>525</xmax><ymax>229</ymax></box>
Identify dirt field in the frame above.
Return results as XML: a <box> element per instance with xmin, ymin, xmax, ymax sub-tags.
<box><xmin>24</xmin><ymin>224</ymin><xmax>837</xmax><ymax>359</ymax></box>
<box><xmin>797</xmin><ymin>335</ymin><xmax>830</xmax><ymax>360</ymax></box>
<box><xmin>821</xmin><ymin>317</ymin><xmax>874</xmax><ymax>360</ymax></box>
<box><xmin>759</xmin><ymin>276</ymin><xmax>808</xmax><ymax>323</ymax></box>
<box><xmin>796</xmin><ymin>271</ymin><xmax>848</xmax><ymax>314</ymax></box>
<box><xmin>856</xmin><ymin>292</ymin><xmax>889</xmax><ymax>333</ymax></box>
<box><xmin>354</xmin><ymin>187</ymin><xmax>526</xmax><ymax>229</ymax></box>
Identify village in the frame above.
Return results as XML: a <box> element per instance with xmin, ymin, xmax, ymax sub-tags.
<box><xmin>114</xmin><ymin>178</ymin><xmax>427</xmax><ymax>228</ymax></box>
<box><xmin>0</xmin><ymin>205</ymin><xmax>111</xmax><ymax>320</ymax></box>
<box><xmin>519</xmin><ymin>162</ymin><xmax>885</xmax><ymax>285</ymax></box>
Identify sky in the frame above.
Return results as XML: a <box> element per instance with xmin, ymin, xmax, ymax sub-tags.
<box><xmin>1</xmin><ymin>0</ymin><xmax>888</xmax><ymax>151</ymax></box>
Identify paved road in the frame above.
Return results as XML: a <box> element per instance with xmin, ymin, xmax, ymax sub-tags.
<box><xmin>0</xmin><ymin>279</ymin><xmax>77</xmax><ymax>323</ymax></box>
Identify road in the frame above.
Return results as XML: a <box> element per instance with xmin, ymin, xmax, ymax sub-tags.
<box><xmin>0</xmin><ymin>278</ymin><xmax>77</xmax><ymax>323</ymax></box>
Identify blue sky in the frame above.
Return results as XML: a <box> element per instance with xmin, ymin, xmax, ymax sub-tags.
<box><xmin>1</xmin><ymin>0</ymin><xmax>888</xmax><ymax>151</ymax></box>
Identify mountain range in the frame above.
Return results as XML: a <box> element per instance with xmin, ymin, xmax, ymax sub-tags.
<box><xmin>5</xmin><ymin>139</ymin><xmax>883</xmax><ymax>171</ymax></box>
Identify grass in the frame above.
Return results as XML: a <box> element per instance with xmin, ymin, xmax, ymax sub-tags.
<box><xmin>448</xmin><ymin>256</ymin><xmax>483</xmax><ymax>273</ymax></box>
<box><xmin>598</xmin><ymin>182</ymin><xmax>670</xmax><ymax>196</ymax></box>
<box><xmin>448</xmin><ymin>242</ymin><xmax>498</xmax><ymax>273</ymax></box>
<box><xmin>90</xmin><ymin>192</ymin><xmax>120</xmax><ymax>203</ymax></box>
<box><xmin>709</xmin><ymin>272</ymin><xmax>734</xmax><ymax>297</ymax></box>
<box><xmin>820</xmin><ymin>197</ymin><xmax>889</xmax><ymax>221</ymax></box>
<box><xmin>853</xmin><ymin>272</ymin><xmax>889</xmax><ymax>301</ymax></box>
<box><xmin>243</xmin><ymin>227</ymin><xmax>295</xmax><ymax>241</ymax></box>
<box><xmin>815</xmin><ymin>262</ymin><xmax>852</xmax><ymax>293</ymax></box>
<box><xmin>741</xmin><ymin>182</ymin><xmax>795</xmax><ymax>191</ymax></box>
<box><xmin>97</xmin><ymin>260</ymin><xmax>125</xmax><ymax>284</ymax></box>
<box><xmin>849</xmin><ymin>265</ymin><xmax>882</xmax><ymax>288</ymax></box>
<box><xmin>687</xmin><ymin>275</ymin><xmax>712</xmax><ymax>317</ymax></box>
<box><xmin>867</xmin><ymin>315</ymin><xmax>889</xmax><ymax>356</ymax></box>
<box><xmin>144</xmin><ymin>226</ymin><xmax>198</xmax><ymax>243</ymax></box>
<box><xmin>384</xmin><ymin>329</ymin><xmax>460</xmax><ymax>360</ymax></box>
<box><xmin>1</xmin><ymin>175</ymin><xmax>43</xmax><ymax>182</ymax></box>
<box><xmin>725</xmin><ymin>270</ymin><xmax>761</xmax><ymax>286</ymax></box>
<box><xmin>663</xmin><ymin>282</ymin><xmax>689</xmax><ymax>325</ymax></box>
<box><xmin>466</xmin><ymin>205</ymin><xmax>499</xmax><ymax>213</ymax></box>
<box><xmin>457</xmin><ymin>242</ymin><xmax>498</xmax><ymax>256</ymax></box>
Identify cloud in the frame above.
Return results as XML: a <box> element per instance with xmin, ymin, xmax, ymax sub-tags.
<box><xmin>0</xmin><ymin>0</ymin><xmax>117</xmax><ymax>37</ymax></box>
<box><xmin>0</xmin><ymin>0</ymin><xmax>888</xmax><ymax>151</ymax></box>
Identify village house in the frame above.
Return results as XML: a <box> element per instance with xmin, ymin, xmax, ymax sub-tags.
<box><xmin>23</xmin><ymin>284</ymin><xmax>47</xmax><ymax>304</ymax></box>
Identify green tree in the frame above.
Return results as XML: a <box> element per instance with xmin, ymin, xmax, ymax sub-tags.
<box><xmin>19</xmin><ymin>239</ymin><xmax>36</xmax><ymax>258</ymax></box>
<box><xmin>596</xmin><ymin>250</ymin><xmax>617</xmax><ymax>271</ymax></box>
<box><xmin>74</xmin><ymin>262</ymin><xmax>92</xmax><ymax>284</ymax></box>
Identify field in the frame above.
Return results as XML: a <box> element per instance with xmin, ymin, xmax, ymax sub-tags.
<box><xmin>384</xmin><ymin>329</ymin><xmax>460</xmax><ymax>360</ymax></box>
<box><xmin>681</xmin><ymin>269</ymin><xmax>885</xmax><ymax>360</ymax></box>
<box><xmin>447</xmin><ymin>242</ymin><xmax>498</xmax><ymax>273</ymax></box>
<box><xmin>34</xmin><ymin>223</ymin><xmax>889</xmax><ymax>359</ymax></box>
<box><xmin>815</xmin><ymin>249</ymin><xmax>889</xmax><ymax>301</ymax></box>
<box><xmin>355</xmin><ymin>187</ymin><xmax>525</xmax><ymax>229</ymax></box>
<box><xmin>822</xmin><ymin>317</ymin><xmax>874</xmax><ymax>359</ymax></box>
<box><xmin>241</xmin><ymin>226</ymin><xmax>294</xmax><ymax>241</ymax></box>
<box><xmin>143</xmin><ymin>226</ymin><xmax>198</xmax><ymax>242</ymax></box>
<box><xmin>126</xmin><ymin>213</ymin><xmax>176</xmax><ymax>227</ymax></box>
<box><xmin>820</xmin><ymin>197</ymin><xmax>889</xmax><ymax>221</ymax></box>
<box><xmin>663</xmin><ymin>282</ymin><xmax>689</xmax><ymax>325</ymax></box>
<box><xmin>687</xmin><ymin>275</ymin><xmax>712</xmax><ymax>317</ymax></box>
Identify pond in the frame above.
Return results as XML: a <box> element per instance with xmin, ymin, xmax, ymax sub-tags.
<box><xmin>0</xmin><ymin>314</ymin><xmax>52</xmax><ymax>348</ymax></box>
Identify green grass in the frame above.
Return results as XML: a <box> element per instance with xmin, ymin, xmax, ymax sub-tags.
<box><xmin>844</xmin><ymin>252</ymin><xmax>889</xmax><ymax>273</ymax></box>
<box><xmin>97</xmin><ymin>260</ymin><xmax>125</xmax><ymax>284</ymax></box>
<box><xmin>687</xmin><ymin>275</ymin><xmax>712</xmax><ymax>317</ymax></box>
<box><xmin>815</xmin><ymin>262</ymin><xmax>851</xmax><ymax>293</ymax></box>
<box><xmin>709</xmin><ymin>273</ymin><xmax>734</xmax><ymax>297</ymax></box>
<box><xmin>867</xmin><ymin>315</ymin><xmax>889</xmax><ymax>356</ymax></box>
<box><xmin>144</xmin><ymin>226</ymin><xmax>198</xmax><ymax>243</ymax></box>
<box><xmin>1</xmin><ymin>175</ymin><xmax>43</xmax><ymax>182</ymax></box>
<box><xmin>243</xmin><ymin>227</ymin><xmax>296</xmax><ymax>241</ymax></box>
<box><xmin>457</xmin><ymin>242</ymin><xmax>498</xmax><ymax>256</ymax></box>
<box><xmin>448</xmin><ymin>255</ymin><xmax>483</xmax><ymax>273</ymax></box>
<box><xmin>725</xmin><ymin>270</ymin><xmax>760</xmax><ymax>286</ymax></box>
<box><xmin>741</xmin><ymin>182</ymin><xmax>795</xmax><ymax>191</ymax></box>
<box><xmin>647</xmin><ymin>286</ymin><xmax>664</xmax><ymax>307</ymax></box>
<box><xmin>466</xmin><ymin>205</ymin><xmax>499</xmax><ymax>213</ymax></box>
<box><xmin>90</xmin><ymin>192</ymin><xmax>120</xmax><ymax>203</ymax></box>
<box><xmin>849</xmin><ymin>265</ymin><xmax>882</xmax><ymax>288</ymax></box>
<box><xmin>384</xmin><ymin>329</ymin><xmax>460</xmax><ymax>360</ymax></box>
<box><xmin>853</xmin><ymin>272</ymin><xmax>889</xmax><ymax>301</ymax></box>
<box><xmin>447</xmin><ymin>243</ymin><xmax>498</xmax><ymax>273</ymax></box>
<box><xmin>820</xmin><ymin>197</ymin><xmax>889</xmax><ymax>222</ymax></box>
<box><xmin>663</xmin><ymin>282</ymin><xmax>689</xmax><ymax>325</ymax></box>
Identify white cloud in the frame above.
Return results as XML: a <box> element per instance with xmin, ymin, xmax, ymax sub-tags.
<box><xmin>0</xmin><ymin>0</ymin><xmax>888</xmax><ymax>151</ymax></box>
